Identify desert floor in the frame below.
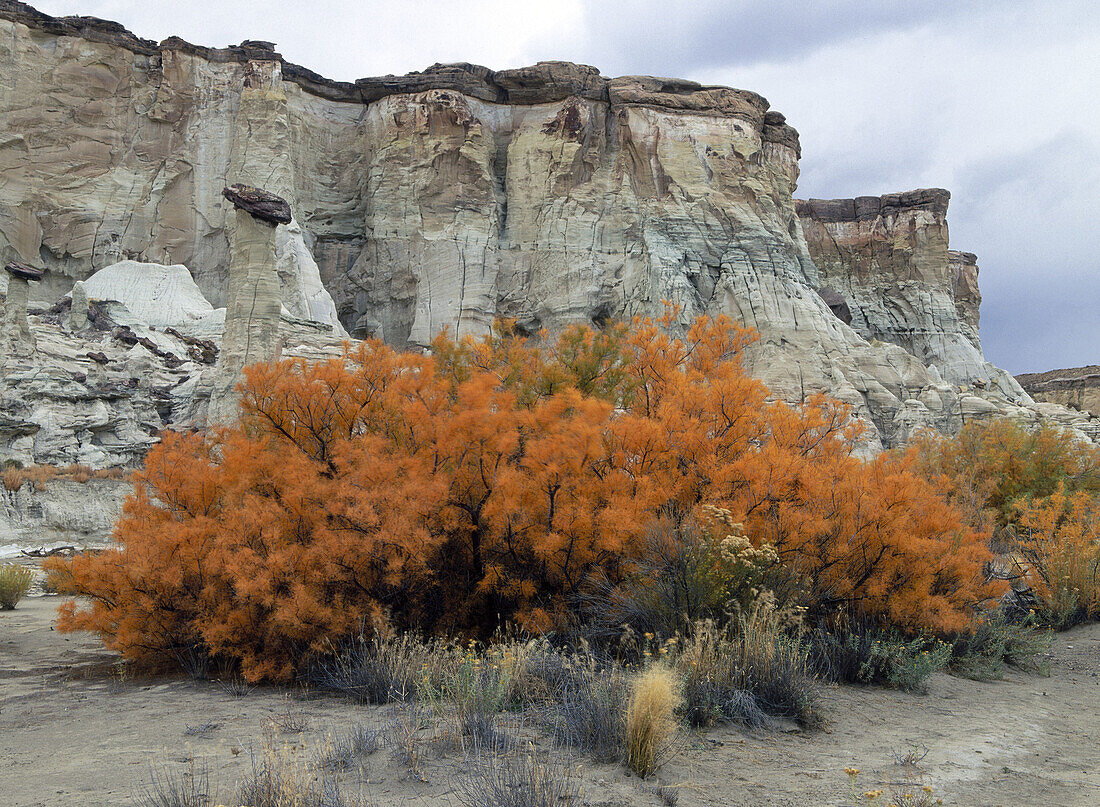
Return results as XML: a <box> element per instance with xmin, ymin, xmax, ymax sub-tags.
<box><xmin>2</xmin><ymin>592</ymin><xmax>1098</xmax><ymax>807</ymax></box>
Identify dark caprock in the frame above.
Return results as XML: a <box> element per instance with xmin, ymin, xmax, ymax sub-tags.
<box><xmin>4</xmin><ymin>261</ymin><xmax>44</xmax><ymax>282</ymax></box>
<box><xmin>221</xmin><ymin>184</ymin><xmax>292</xmax><ymax>225</ymax></box>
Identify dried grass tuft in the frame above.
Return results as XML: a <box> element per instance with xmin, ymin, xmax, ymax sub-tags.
<box><xmin>625</xmin><ymin>665</ymin><xmax>681</xmax><ymax>777</ymax></box>
<box><xmin>0</xmin><ymin>564</ymin><xmax>35</xmax><ymax>610</ymax></box>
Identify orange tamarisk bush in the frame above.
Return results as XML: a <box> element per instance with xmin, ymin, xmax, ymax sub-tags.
<box><xmin>912</xmin><ymin>418</ymin><xmax>1100</xmax><ymax>532</ymax></box>
<box><xmin>1013</xmin><ymin>486</ymin><xmax>1100</xmax><ymax>625</ymax></box>
<box><xmin>912</xmin><ymin>418</ymin><xmax>1100</xmax><ymax>627</ymax></box>
<box><xmin>50</xmin><ymin>311</ymin><xmax>1001</xmax><ymax>681</ymax></box>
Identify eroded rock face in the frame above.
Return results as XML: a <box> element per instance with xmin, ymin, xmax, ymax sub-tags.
<box><xmin>1017</xmin><ymin>367</ymin><xmax>1100</xmax><ymax>418</ymax></box>
<box><xmin>0</xmin><ymin>258</ymin><xmax>346</xmax><ymax>471</ymax></box>
<box><xmin>0</xmin><ymin>1</ymin><xmax>1095</xmax><ymax>453</ymax></box>
<box><xmin>1</xmin><ymin>476</ymin><xmax>131</xmax><ymax>552</ymax></box>
<box><xmin>796</xmin><ymin>190</ymin><xmax>992</xmax><ymax>387</ymax></box>
<box><xmin>949</xmin><ymin>250</ymin><xmax>981</xmax><ymax>349</ymax></box>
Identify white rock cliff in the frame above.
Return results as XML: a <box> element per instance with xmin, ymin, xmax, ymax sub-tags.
<box><xmin>0</xmin><ymin>0</ymin><xmax>1095</xmax><ymax>463</ymax></box>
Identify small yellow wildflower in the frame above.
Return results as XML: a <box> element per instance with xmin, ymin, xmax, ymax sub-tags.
<box><xmin>845</xmin><ymin>767</ymin><xmax>861</xmax><ymax>777</ymax></box>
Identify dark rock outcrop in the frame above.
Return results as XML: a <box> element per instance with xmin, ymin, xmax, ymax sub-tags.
<box><xmin>222</xmin><ymin>184</ymin><xmax>292</xmax><ymax>225</ymax></box>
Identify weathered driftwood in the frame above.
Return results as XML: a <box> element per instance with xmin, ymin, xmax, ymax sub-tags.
<box><xmin>20</xmin><ymin>546</ymin><xmax>76</xmax><ymax>557</ymax></box>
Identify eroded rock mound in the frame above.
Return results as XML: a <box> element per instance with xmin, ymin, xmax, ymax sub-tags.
<box><xmin>79</xmin><ymin>261</ymin><xmax>215</xmax><ymax>328</ymax></box>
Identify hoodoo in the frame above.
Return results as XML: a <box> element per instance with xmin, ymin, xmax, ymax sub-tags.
<box><xmin>2</xmin><ymin>260</ymin><xmax>40</xmax><ymax>357</ymax></box>
<box><xmin>208</xmin><ymin>185</ymin><xmax>289</xmax><ymax>422</ymax></box>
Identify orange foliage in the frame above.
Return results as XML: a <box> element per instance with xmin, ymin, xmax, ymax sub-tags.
<box><xmin>1013</xmin><ymin>487</ymin><xmax>1100</xmax><ymax>624</ymax></box>
<box><xmin>912</xmin><ymin>419</ymin><xmax>1100</xmax><ymax>532</ymax></box>
<box><xmin>913</xmin><ymin>419</ymin><xmax>1100</xmax><ymax>626</ymax></box>
<box><xmin>2</xmin><ymin>463</ymin><xmax>124</xmax><ymax>492</ymax></box>
<box><xmin>52</xmin><ymin>313</ymin><xmax>1001</xmax><ymax>680</ymax></box>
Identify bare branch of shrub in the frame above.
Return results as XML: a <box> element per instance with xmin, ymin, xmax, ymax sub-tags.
<box><xmin>135</xmin><ymin>756</ymin><xmax>213</xmax><ymax>807</ymax></box>
<box><xmin>456</xmin><ymin>744</ymin><xmax>578</xmax><ymax>807</ymax></box>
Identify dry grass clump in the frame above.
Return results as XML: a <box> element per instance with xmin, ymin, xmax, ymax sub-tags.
<box><xmin>625</xmin><ymin>665</ymin><xmax>681</xmax><ymax>777</ymax></box>
<box><xmin>678</xmin><ymin>606</ymin><xmax>821</xmax><ymax>728</ymax></box>
<box><xmin>0</xmin><ymin>564</ymin><xmax>35</xmax><ymax>610</ymax></box>
<box><xmin>677</xmin><ymin>621</ymin><xmax>770</xmax><ymax>728</ymax></box>
<box><xmin>135</xmin><ymin>756</ymin><xmax>213</xmax><ymax>807</ymax></box>
<box><xmin>1</xmin><ymin>462</ymin><xmax>125</xmax><ymax>492</ymax></box>
<box><xmin>309</xmin><ymin>631</ymin><xmax>450</xmax><ymax>703</ymax></box>
<box><xmin>383</xmin><ymin>703</ymin><xmax>430</xmax><ymax>781</ymax></box>
<box><xmin>315</xmin><ymin>723</ymin><xmax>381</xmax><ymax>771</ymax></box>
<box><xmin>543</xmin><ymin>656</ymin><xmax>630</xmax><ymax>761</ymax></box>
<box><xmin>236</xmin><ymin>742</ymin><xmax>363</xmax><ymax>807</ymax></box>
<box><xmin>457</xmin><ymin>745</ymin><xmax>578</xmax><ymax>807</ymax></box>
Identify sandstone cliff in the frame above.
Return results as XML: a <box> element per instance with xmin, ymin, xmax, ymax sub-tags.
<box><xmin>796</xmin><ymin>190</ymin><xmax>1002</xmax><ymax>388</ymax></box>
<box><xmin>0</xmin><ymin>0</ymin><xmax>1095</xmax><ymax>466</ymax></box>
<box><xmin>1016</xmin><ymin>366</ymin><xmax>1100</xmax><ymax>418</ymax></box>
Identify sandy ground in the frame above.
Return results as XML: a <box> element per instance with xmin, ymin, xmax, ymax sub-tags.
<box><xmin>2</xmin><ymin>593</ymin><xmax>1098</xmax><ymax>807</ymax></box>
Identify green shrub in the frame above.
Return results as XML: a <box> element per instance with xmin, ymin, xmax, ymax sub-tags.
<box><xmin>0</xmin><ymin>564</ymin><xmax>34</xmax><ymax>610</ymax></box>
<box><xmin>578</xmin><ymin>511</ymin><xmax>800</xmax><ymax>649</ymax></box>
<box><xmin>420</xmin><ymin>641</ymin><xmax>527</xmax><ymax>748</ymax></box>
<box><xmin>809</xmin><ymin>622</ymin><xmax>950</xmax><ymax>693</ymax></box>
<box><xmin>949</xmin><ymin>610</ymin><xmax>1051</xmax><ymax>680</ymax></box>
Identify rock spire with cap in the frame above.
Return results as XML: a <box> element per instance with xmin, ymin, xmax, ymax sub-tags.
<box><xmin>2</xmin><ymin>261</ymin><xmax>42</xmax><ymax>357</ymax></box>
<box><xmin>207</xmin><ymin>185</ymin><xmax>289</xmax><ymax>422</ymax></box>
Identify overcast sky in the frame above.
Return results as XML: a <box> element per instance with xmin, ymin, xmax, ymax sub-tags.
<box><xmin>31</xmin><ymin>0</ymin><xmax>1100</xmax><ymax>373</ymax></box>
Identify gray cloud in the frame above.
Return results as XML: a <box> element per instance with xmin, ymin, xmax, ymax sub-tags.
<box><xmin>949</xmin><ymin>135</ymin><xmax>1100</xmax><ymax>373</ymax></box>
<box><xmin>556</xmin><ymin>0</ymin><xmax>1038</xmax><ymax>77</ymax></box>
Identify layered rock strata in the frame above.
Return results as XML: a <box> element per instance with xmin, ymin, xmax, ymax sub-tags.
<box><xmin>1016</xmin><ymin>367</ymin><xmax>1100</xmax><ymax>418</ymax></box>
<box><xmin>1</xmin><ymin>476</ymin><xmax>130</xmax><ymax>553</ymax></box>
<box><xmin>0</xmin><ymin>259</ymin><xmax>345</xmax><ymax>473</ymax></box>
<box><xmin>0</xmin><ymin>1</ymin><xmax>1095</xmax><ymax>454</ymax></box>
<box><xmin>796</xmin><ymin>190</ymin><xmax>998</xmax><ymax>387</ymax></box>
